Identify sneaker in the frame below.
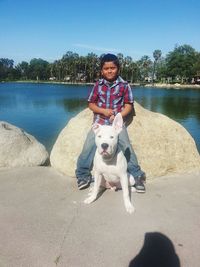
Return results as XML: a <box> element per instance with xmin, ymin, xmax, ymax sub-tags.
<box><xmin>134</xmin><ymin>175</ymin><xmax>146</xmax><ymax>193</ymax></box>
<box><xmin>77</xmin><ymin>178</ymin><xmax>91</xmax><ymax>190</ymax></box>
<box><xmin>90</xmin><ymin>176</ymin><xmax>94</xmax><ymax>183</ymax></box>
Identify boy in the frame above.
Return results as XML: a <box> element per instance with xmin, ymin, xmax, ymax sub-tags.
<box><xmin>75</xmin><ymin>54</ymin><xmax>146</xmax><ymax>192</ymax></box>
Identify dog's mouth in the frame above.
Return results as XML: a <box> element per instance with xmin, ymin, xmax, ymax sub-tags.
<box><xmin>101</xmin><ymin>150</ymin><xmax>109</xmax><ymax>155</ymax></box>
<box><xmin>99</xmin><ymin>147</ymin><xmax>116</xmax><ymax>161</ymax></box>
<box><xmin>100</xmin><ymin>149</ymin><xmax>110</xmax><ymax>157</ymax></box>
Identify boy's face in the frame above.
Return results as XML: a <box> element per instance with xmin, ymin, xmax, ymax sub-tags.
<box><xmin>101</xmin><ymin>62</ymin><xmax>119</xmax><ymax>82</ymax></box>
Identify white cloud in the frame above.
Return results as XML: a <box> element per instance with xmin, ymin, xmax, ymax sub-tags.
<box><xmin>73</xmin><ymin>43</ymin><xmax>120</xmax><ymax>53</ymax></box>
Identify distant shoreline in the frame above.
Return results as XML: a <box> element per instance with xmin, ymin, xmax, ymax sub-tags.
<box><xmin>1</xmin><ymin>80</ymin><xmax>200</xmax><ymax>89</ymax></box>
<box><xmin>144</xmin><ymin>83</ymin><xmax>200</xmax><ymax>89</ymax></box>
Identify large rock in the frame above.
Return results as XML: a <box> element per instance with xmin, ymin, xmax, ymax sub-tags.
<box><xmin>0</xmin><ymin>121</ymin><xmax>49</xmax><ymax>167</ymax></box>
<box><xmin>50</xmin><ymin>103</ymin><xmax>200</xmax><ymax>178</ymax></box>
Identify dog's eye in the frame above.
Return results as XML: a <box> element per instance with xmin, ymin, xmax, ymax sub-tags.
<box><xmin>98</xmin><ymin>135</ymin><xmax>101</xmax><ymax>138</ymax></box>
<box><xmin>110</xmin><ymin>136</ymin><xmax>114</xmax><ymax>139</ymax></box>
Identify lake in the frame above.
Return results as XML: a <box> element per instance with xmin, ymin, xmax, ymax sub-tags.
<box><xmin>0</xmin><ymin>82</ymin><xmax>200</xmax><ymax>154</ymax></box>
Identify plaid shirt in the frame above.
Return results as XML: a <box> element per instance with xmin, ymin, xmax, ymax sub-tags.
<box><xmin>88</xmin><ymin>76</ymin><xmax>134</xmax><ymax>125</ymax></box>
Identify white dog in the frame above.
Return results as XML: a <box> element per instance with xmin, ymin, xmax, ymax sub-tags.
<box><xmin>84</xmin><ymin>113</ymin><xmax>135</xmax><ymax>214</ymax></box>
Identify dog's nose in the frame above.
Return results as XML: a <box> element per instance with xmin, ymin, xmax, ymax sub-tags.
<box><xmin>101</xmin><ymin>143</ymin><xmax>109</xmax><ymax>150</ymax></box>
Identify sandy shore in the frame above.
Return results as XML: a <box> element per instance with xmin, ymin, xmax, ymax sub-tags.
<box><xmin>0</xmin><ymin>166</ymin><xmax>200</xmax><ymax>267</ymax></box>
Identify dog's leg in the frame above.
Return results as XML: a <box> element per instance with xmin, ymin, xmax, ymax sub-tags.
<box><xmin>84</xmin><ymin>172</ymin><xmax>102</xmax><ymax>204</ymax></box>
<box><xmin>128</xmin><ymin>174</ymin><xmax>136</xmax><ymax>192</ymax></box>
<box><xmin>120</xmin><ymin>174</ymin><xmax>135</xmax><ymax>214</ymax></box>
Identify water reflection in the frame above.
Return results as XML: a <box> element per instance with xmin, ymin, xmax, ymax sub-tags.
<box><xmin>56</xmin><ymin>98</ymin><xmax>87</xmax><ymax>112</ymax></box>
<box><xmin>134</xmin><ymin>87</ymin><xmax>200</xmax><ymax>152</ymax></box>
<box><xmin>161</xmin><ymin>97</ymin><xmax>200</xmax><ymax>121</ymax></box>
<box><xmin>139</xmin><ymin>95</ymin><xmax>200</xmax><ymax>121</ymax></box>
<box><xmin>137</xmin><ymin>88</ymin><xmax>200</xmax><ymax>120</ymax></box>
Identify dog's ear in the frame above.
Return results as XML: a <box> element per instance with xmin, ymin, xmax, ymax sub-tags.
<box><xmin>112</xmin><ymin>113</ymin><xmax>123</xmax><ymax>134</ymax></box>
<box><xmin>92</xmin><ymin>123</ymin><xmax>101</xmax><ymax>134</ymax></box>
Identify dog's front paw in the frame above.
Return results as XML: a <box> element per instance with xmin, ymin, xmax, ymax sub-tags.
<box><xmin>131</xmin><ymin>186</ymin><xmax>136</xmax><ymax>193</ymax></box>
<box><xmin>125</xmin><ymin>202</ymin><xmax>135</xmax><ymax>214</ymax></box>
<box><xmin>84</xmin><ymin>196</ymin><xmax>96</xmax><ymax>204</ymax></box>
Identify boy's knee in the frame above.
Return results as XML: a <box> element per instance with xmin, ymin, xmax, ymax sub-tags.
<box><xmin>124</xmin><ymin>148</ymin><xmax>131</xmax><ymax>162</ymax></box>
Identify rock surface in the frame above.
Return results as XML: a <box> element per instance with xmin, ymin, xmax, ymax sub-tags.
<box><xmin>0</xmin><ymin>121</ymin><xmax>49</xmax><ymax>167</ymax></box>
<box><xmin>50</xmin><ymin>102</ymin><xmax>200</xmax><ymax>178</ymax></box>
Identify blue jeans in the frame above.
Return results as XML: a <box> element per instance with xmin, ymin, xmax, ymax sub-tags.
<box><xmin>75</xmin><ymin>127</ymin><xmax>145</xmax><ymax>180</ymax></box>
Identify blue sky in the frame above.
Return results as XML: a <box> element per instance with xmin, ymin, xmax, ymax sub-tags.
<box><xmin>1</xmin><ymin>0</ymin><xmax>200</xmax><ymax>65</ymax></box>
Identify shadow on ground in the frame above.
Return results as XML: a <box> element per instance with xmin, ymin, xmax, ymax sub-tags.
<box><xmin>129</xmin><ymin>232</ymin><xmax>180</xmax><ymax>267</ymax></box>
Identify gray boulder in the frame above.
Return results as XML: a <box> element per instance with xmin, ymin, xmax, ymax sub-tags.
<box><xmin>0</xmin><ymin>121</ymin><xmax>49</xmax><ymax>167</ymax></box>
<box><xmin>50</xmin><ymin>102</ymin><xmax>200</xmax><ymax>178</ymax></box>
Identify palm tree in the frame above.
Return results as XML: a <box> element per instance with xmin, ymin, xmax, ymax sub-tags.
<box><xmin>152</xmin><ymin>49</ymin><xmax>162</xmax><ymax>83</ymax></box>
<box><xmin>117</xmin><ymin>53</ymin><xmax>124</xmax><ymax>74</ymax></box>
<box><xmin>137</xmin><ymin>55</ymin><xmax>152</xmax><ymax>82</ymax></box>
<box><xmin>123</xmin><ymin>56</ymin><xmax>132</xmax><ymax>81</ymax></box>
<box><xmin>85</xmin><ymin>53</ymin><xmax>98</xmax><ymax>82</ymax></box>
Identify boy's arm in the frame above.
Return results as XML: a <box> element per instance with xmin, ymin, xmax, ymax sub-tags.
<box><xmin>120</xmin><ymin>103</ymin><xmax>133</xmax><ymax>118</ymax></box>
<box><xmin>88</xmin><ymin>102</ymin><xmax>113</xmax><ymax>117</ymax></box>
<box><xmin>109</xmin><ymin>103</ymin><xmax>133</xmax><ymax>123</ymax></box>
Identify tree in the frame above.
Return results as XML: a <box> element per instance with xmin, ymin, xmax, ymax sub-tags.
<box><xmin>136</xmin><ymin>56</ymin><xmax>153</xmax><ymax>82</ymax></box>
<box><xmin>193</xmin><ymin>52</ymin><xmax>200</xmax><ymax>75</ymax></box>
<box><xmin>129</xmin><ymin>61</ymin><xmax>140</xmax><ymax>83</ymax></box>
<box><xmin>61</xmin><ymin>51</ymin><xmax>81</xmax><ymax>82</ymax></box>
<box><xmin>29</xmin><ymin>58</ymin><xmax>50</xmax><ymax>80</ymax></box>
<box><xmin>15</xmin><ymin>61</ymin><xmax>29</xmax><ymax>80</ymax></box>
<box><xmin>1</xmin><ymin>44</ymin><xmax>199</xmax><ymax>83</ymax></box>
<box><xmin>121</xmin><ymin>56</ymin><xmax>132</xmax><ymax>81</ymax></box>
<box><xmin>117</xmin><ymin>53</ymin><xmax>124</xmax><ymax>70</ymax></box>
<box><xmin>85</xmin><ymin>53</ymin><xmax>98</xmax><ymax>82</ymax></box>
<box><xmin>165</xmin><ymin>44</ymin><xmax>196</xmax><ymax>83</ymax></box>
<box><xmin>156</xmin><ymin>58</ymin><xmax>168</xmax><ymax>83</ymax></box>
<box><xmin>152</xmin><ymin>49</ymin><xmax>162</xmax><ymax>83</ymax></box>
<box><xmin>76</xmin><ymin>56</ymin><xmax>87</xmax><ymax>82</ymax></box>
<box><xmin>0</xmin><ymin>58</ymin><xmax>14</xmax><ymax>80</ymax></box>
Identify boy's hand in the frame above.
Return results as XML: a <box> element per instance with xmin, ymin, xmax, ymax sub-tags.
<box><xmin>109</xmin><ymin>115</ymin><xmax>115</xmax><ymax>123</ymax></box>
<box><xmin>103</xmin><ymin>109</ymin><xmax>114</xmax><ymax>117</ymax></box>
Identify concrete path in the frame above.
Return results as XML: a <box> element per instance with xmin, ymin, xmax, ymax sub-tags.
<box><xmin>0</xmin><ymin>167</ymin><xmax>200</xmax><ymax>267</ymax></box>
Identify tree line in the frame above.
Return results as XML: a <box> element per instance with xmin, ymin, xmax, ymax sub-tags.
<box><xmin>1</xmin><ymin>44</ymin><xmax>200</xmax><ymax>84</ymax></box>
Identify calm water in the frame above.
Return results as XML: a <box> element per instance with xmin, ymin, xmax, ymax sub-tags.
<box><xmin>0</xmin><ymin>82</ymin><xmax>200</xmax><ymax>154</ymax></box>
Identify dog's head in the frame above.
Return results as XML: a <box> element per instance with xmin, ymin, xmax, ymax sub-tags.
<box><xmin>93</xmin><ymin>113</ymin><xmax>123</xmax><ymax>160</ymax></box>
